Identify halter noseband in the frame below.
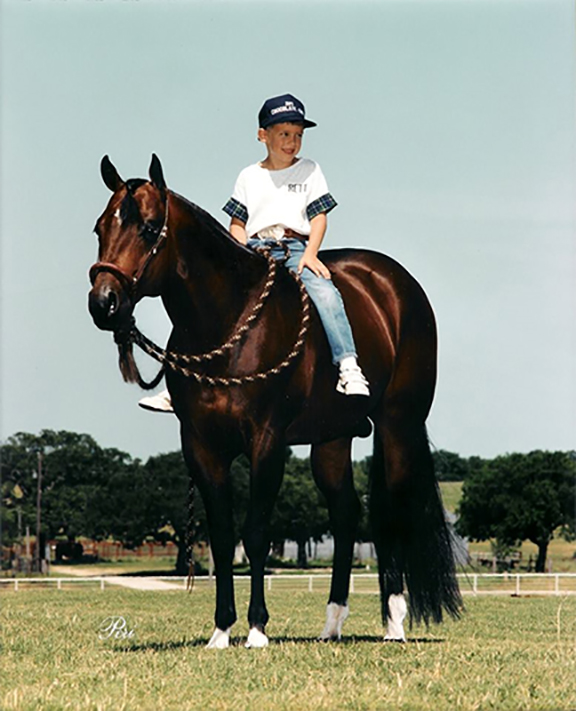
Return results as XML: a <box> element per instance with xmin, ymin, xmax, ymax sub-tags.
<box><xmin>89</xmin><ymin>192</ymin><xmax>170</xmax><ymax>301</ymax></box>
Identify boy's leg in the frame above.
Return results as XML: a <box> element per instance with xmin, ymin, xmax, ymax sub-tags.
<box><xmin>282</xmin><ymin>241</ymin><xmax>369</xmax><ymax>396</ymax></box>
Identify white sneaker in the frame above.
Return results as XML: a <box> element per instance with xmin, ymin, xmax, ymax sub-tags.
<box><xmin>336</xmin><ymin>366</ymin><xmax>370</xmax><ymax>397</ymax></box>
<box><xmin>138</xmin><ymin>389</ymin><xmax>174</xmax><ymax>413</ymax></box>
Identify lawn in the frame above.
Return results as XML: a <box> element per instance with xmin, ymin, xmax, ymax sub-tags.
<box><xmin>2</xmin><ymin>587</ymin><xmax>575</xmax><ymax>711</ymax></box>
<box><xmin>438</xmin><ymin>481</ymin><xmax>463</xmax><ymax>513</ymax></box>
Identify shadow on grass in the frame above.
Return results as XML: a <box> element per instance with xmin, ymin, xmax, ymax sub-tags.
<box><xmin>118</xmin><ymin>635</ymin><xmax>444</xmax><ymax>653</ymax></box>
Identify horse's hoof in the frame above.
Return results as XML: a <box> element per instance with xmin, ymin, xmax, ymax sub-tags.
<box><xmin>383</xmin><ymin>635</ymin><xmax>406</xmax><ymax>643</ymax></box>
<box><xmin>206</xmin><ymin>627</ymin><xmax>231</xmax><ymax>649</ymax></box>
<box><xmin>319</xmin><ymin>602</ymin><xmax>349</xmax><ymax>641</ymax></box>
<box><xmin>245</xmin><ymin>627</ymin><xmax>269</xmax><ymax>648</ymax></box>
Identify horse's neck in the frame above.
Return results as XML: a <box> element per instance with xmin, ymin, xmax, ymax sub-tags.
<box><xmin>162</xmin><ymin>195</ymin><xmax>267</xmax><ymax>350</ymax></box>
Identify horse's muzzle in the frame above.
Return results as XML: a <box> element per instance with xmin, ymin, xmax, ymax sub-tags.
<box><xmin>88</xmin><ymin>273</ymin><xmax>133</xmax><ymax>332</ymax></box>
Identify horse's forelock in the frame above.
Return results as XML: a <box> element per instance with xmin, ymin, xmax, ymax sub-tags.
<box><xmin>119</xmin><ymin>179</ymin><xmax>147</xmax><ymax>225</ymax></box>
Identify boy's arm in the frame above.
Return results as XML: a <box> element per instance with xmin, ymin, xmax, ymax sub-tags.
<box><xmin>298</xmin><ymin>213</ymin><xmax>331</xmax><ymax>279</ymax></box>
<box><xmin>229</xmin><ymin>217</ymin><xmax>248</xmax><ymax>245</ymax></box>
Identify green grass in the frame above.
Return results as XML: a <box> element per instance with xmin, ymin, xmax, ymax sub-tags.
<box><xmin>2</xmin><ymin>588</ymin><xmax>576</xmax><ymax>711</ymax></box>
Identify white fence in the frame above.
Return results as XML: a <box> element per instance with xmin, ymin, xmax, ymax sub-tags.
<box><xmin>2</xmin><ymin>573</ymin><xmax>576</xmax><ymax>595</ymax></box>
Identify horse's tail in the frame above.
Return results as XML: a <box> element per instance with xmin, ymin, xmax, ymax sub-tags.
<box><xmin>369</xmin><ymin>424</ymin><xmax>462</xmax><ymax>626</ymax></box>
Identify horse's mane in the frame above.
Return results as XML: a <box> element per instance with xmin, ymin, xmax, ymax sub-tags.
<box><xmin>170</xmin><ymin>190</ymin><xmax>259</xmax><ymax>260</ymax></box>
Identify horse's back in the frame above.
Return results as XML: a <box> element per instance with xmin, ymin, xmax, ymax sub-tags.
<box><xmin>321</xmin><ymin>248</ymin><xmax>431</xmax><ymax>309</ymax></box>
<box><xmin>319</xmin><ymin>247</ymin><xmax>436</xmax><ymax>352</ymax></box>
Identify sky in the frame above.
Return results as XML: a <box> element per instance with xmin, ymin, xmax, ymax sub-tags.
<box><xmin>0</xmin><ymin>0</ymin><xmax>574</xmax><ymax>464</ymax></box>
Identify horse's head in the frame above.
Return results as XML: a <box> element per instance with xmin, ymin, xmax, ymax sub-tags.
<box><xmin>88</xmin><ymin>154</ymin><xmax>169</xmax><ymax>333</ymax></box>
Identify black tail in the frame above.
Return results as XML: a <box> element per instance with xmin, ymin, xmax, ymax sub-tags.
<box><xmin>369</xmin><ymin>426</ymin><xmax>462</xmax><ymax>626</ymax></box>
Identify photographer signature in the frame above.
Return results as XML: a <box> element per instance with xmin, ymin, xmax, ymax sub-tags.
<box><xmin>98</xmin><ymin>616</ymin><xmax>136</xmax><ymax>640</ymax></box>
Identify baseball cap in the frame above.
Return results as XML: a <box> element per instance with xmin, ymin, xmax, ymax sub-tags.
<box><xmin>258</xmin><ymin>94</ymin><xmax>317</xmax><ymax>129</ymax></box>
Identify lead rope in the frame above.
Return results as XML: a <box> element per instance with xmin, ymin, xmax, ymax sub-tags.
<box><xmin>129</xmin><ymin>244</ymin><xmax>310</xmax><ymax>387</ymax></box>
<box><xmin>186</xmin><ymin>476</ymin><xmax>196</xmax><ymax>592</ymax></box>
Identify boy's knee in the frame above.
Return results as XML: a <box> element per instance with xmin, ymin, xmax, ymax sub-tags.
<box><xmin>303</xmin><ymin>275</ymin><xmax>340</xmax><ymax>306</ymax></box>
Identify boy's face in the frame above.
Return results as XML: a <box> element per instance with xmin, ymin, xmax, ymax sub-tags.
<box><xmin>258</xmin><ymin>122</ymin><xmax>304</xmax><ymax>169</ymax></box>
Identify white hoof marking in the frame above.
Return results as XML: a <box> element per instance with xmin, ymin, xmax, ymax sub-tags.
<box><xmin>245</xmin><ymin>627</ymin><xmax>269</xmax><ymax>649</ymax></box>
<box><xmin>319</xmin><ymin>602</ymin><xmax>349</xmax><ymax>641</ymax></box>
<box><xmin>384</xmin><ymin>594</ymin><xmax>407</xmax><ymax>642</ymax></box>
<box><xmin>206</xmin><ymin>627</ymin><xmax>231</xmax><ymax>649</ymax></box>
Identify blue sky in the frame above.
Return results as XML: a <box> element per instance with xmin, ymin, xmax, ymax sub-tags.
<box><xmin>1</xmin><ymin>0</ymin><xmax>574</xmax><ymax>462</ymax></box>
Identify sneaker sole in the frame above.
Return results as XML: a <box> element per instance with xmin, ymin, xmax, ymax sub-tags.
<box><xmin>138</xmin><ymin>402</ymin><xmax>175</xmax><ymax>414</ymax></box>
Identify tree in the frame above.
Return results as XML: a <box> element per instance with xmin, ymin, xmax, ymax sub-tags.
<box><xmin>270</xmin><ymin>452</ymin><xmax>329</xmax><ymax>567</ymax></box>
<box><xmin>456</xmin><ymin>451</ymin><xmax>576</xmax><ymax>571</ymax></box>
<box><xmin>0</xmin><ymin>430</ymin><xmax>135</xmax><ymax>546</ymax></box>
<box><xmin>431</xmin><ymin>450</ymin><xmax>486</xmax><ymax>481</ymax></box>
<box><xmin>142</xmin><ymin>451</ymin><xmax>207</xmax><ymax>574</ymax></box>
<box><xmin>352</xmin><ymin>456</ymin><xmax>371</xmax><ymax>543</ymax></box>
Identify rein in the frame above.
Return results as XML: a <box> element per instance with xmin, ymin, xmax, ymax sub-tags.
<box><xmin>127</xmin><ymin>244</ymin><xmax>311</xmax><ymax>387</ymax></box>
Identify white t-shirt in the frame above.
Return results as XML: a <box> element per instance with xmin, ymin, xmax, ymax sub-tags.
<box><xmin>222</xmin><ymin>158</ymin><xmax>337</xmax><ymax>238</ymax></box>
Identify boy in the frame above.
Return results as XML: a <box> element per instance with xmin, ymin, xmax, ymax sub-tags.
<box><xmin>139</xmin><ymin>93</ymin><xmax>369</xmax><ymax>413</ymax></box>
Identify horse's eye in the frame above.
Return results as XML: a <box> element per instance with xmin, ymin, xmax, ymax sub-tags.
<box><xmin>140</xmin><ymin>222</ymin><xmax>160</xmax><ymax>244</ymax></box>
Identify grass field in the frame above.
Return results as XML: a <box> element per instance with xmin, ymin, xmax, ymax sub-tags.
<box><xmin>438</xmin><ymin>481</ymin><xmax>464</xmax><ymax>513</ymax></box>
<box><xmin>2</xmin><ymin>587</ymin><xmax>576</xmax><ymax>711</ymax></box>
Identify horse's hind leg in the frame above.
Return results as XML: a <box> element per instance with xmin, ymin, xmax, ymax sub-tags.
<box><xmin>243</xmin><ymin>441</ymin><xmax>286</xmax><ymax>648</ymax></box>
<box><xmin>370</xmin><ymin>414</ymin><xmax>461</xmax><ymax>641</ymax></box>
<box><xmin>311</xmin><ymin>437</ymin><xmax>361</xmax><ymax>641</ymax></box>
<box><xmin>369</xmin><ymin>429</ymin><xmax>408</xmax><ymax>640</ymax></box>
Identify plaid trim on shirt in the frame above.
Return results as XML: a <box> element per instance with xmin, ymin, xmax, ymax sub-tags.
<box><xmin>222</xmin><ymin>197</ymin><xmax>248</xmax><ymax>224</ymax></box>
<box><xmin>306</xmin><ymin>193</ymin><xmax>337</xmax><ymax>220</ymax></box>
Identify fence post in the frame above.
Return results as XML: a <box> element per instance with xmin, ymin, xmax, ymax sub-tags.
<box><xmin>100</xmin><ymin>578</ymin><xmax>105</xmax><ymax>591</ymax></box>
<box><xmin>555</xmin><ymin>574</ymin><xmax>559</xmax><ymax>595</ymax></box>
<box><xmin>15</xmin><ymin>579</ymin><xmax>19</xmax><ymax>592</ymax></box>
<box><xmin>515</xmin><ymin>574</ymin><xmax>520</xmax><ymax>596</ymax></box>
<box><xmin>473</xmin><ymin>574</ymin><xmax>478</xmax><ymax>596</ymax></box>
<box><xmin>57</xmin><ymin>578</ymin><xmax>62</xmax><ymax>590</ymax></box>
<box><xmin>350</xmin><ymin>575</ymin><xmax>355</xmax><ymax>594</ymax></box>
<box><xmin>268</xmin><ymin>576</ymin><xmax>272</xmax><ymax>592</ymax></box>
<box><xmin>308</xmin><ymin>575</ymin><xmax>313</xmax><ymax>592</ymax></box>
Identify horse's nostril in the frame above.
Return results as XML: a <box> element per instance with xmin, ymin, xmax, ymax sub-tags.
<box><xmin>107</xmin><ymin>290</ymin><xmax>118</xmax><ymax>317</ymax></box>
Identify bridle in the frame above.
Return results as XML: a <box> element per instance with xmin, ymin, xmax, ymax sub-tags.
<box><xmin>89</xmin><ymin>191</ymin><xmax>170</xmax><ymax>301</ymax></box>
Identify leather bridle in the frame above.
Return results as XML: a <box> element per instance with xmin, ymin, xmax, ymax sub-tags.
<box><xmin>89</xmin><ymin>192</ymin><xmax>170</xmax><ymax>302</ymax></box>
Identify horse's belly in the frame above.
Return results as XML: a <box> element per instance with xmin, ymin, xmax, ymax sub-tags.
<box><xmin>285</xmin><ymin>402</ymin><xmax>373</xmax><ymax>445</ymax></box>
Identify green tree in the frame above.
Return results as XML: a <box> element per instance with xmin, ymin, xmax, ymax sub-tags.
<box><xmin>432</xmin><ymin>450</ymin><xmax>484</xmax><ymax>481</ymax></box>
<box><xmin>0</xmin><ymin>430</ymin><xmax>134</xmax><ymax>545</ymax></box>
<box><xmin>456</xmin><ymin>450</ymin><xmax>576</xmax><ymax>571</ymax></box>
<box><xmin>353</xmin><ymin>456</ymin><xmax>371</xmax><ymax>543</ymax></box>
<box><xmin>270</xmin><ymin>452</ymin><xmax>329</xmax><ymax>567</ymax></box>
<box><xmin>142</xmin><ymin>451</ymin><xmax>208</xmax><ymax>574</ymax></box>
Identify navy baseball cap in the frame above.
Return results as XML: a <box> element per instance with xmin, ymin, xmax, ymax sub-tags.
<box><xmin>258</xmin><ymin>94</ymin><xmax>317</xmax><ymax>129</ymax></box>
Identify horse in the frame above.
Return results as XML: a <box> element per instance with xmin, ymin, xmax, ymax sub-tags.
<box><xmin>88</xmin><ymin>154</ymin><xmax>462</xmax><ymax>648</ymax></box>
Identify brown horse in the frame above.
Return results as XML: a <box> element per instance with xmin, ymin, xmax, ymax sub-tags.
<box><xmin>88</xmin><ymin>154</ymin><xmax>461</xmax><ymax>648</ymax></box>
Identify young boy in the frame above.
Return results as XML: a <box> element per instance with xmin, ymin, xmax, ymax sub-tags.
<box><xmin>139</xmin><ymin>93</ymin><xmax>369</xmax><ymax>413</ymax></box>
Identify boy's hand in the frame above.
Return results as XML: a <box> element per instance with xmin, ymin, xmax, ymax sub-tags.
<box><xmin>297</xmin><ymin>250</ymin><xmax>331</xmax><ymax>279</ymax></box>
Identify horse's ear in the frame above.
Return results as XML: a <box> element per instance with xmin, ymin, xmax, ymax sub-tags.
<box><xmin>100</xmin><ymin>155</ymin><xmax>124</xmax><ymax>192</ymax></box>
<box><xmin>149</xmin><ymin>154</ymin><xmax>166</xmax><ymax>191</ymax></box>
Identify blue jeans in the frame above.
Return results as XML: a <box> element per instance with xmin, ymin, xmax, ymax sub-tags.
<box><xmin>248</xmin><ymin>238</ymin><xmax>357</xmax><ymax>364</ymax></box>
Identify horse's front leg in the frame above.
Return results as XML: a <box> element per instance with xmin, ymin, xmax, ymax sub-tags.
<box><xmin>243</xmin><ymin>440</ymin><xmax>286</xmax><ymax>648</ymax></box>
<box><xmin>181</xmin><ymin>434</ymin><xmax>237</xmax><ymax>649</ymax></box>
